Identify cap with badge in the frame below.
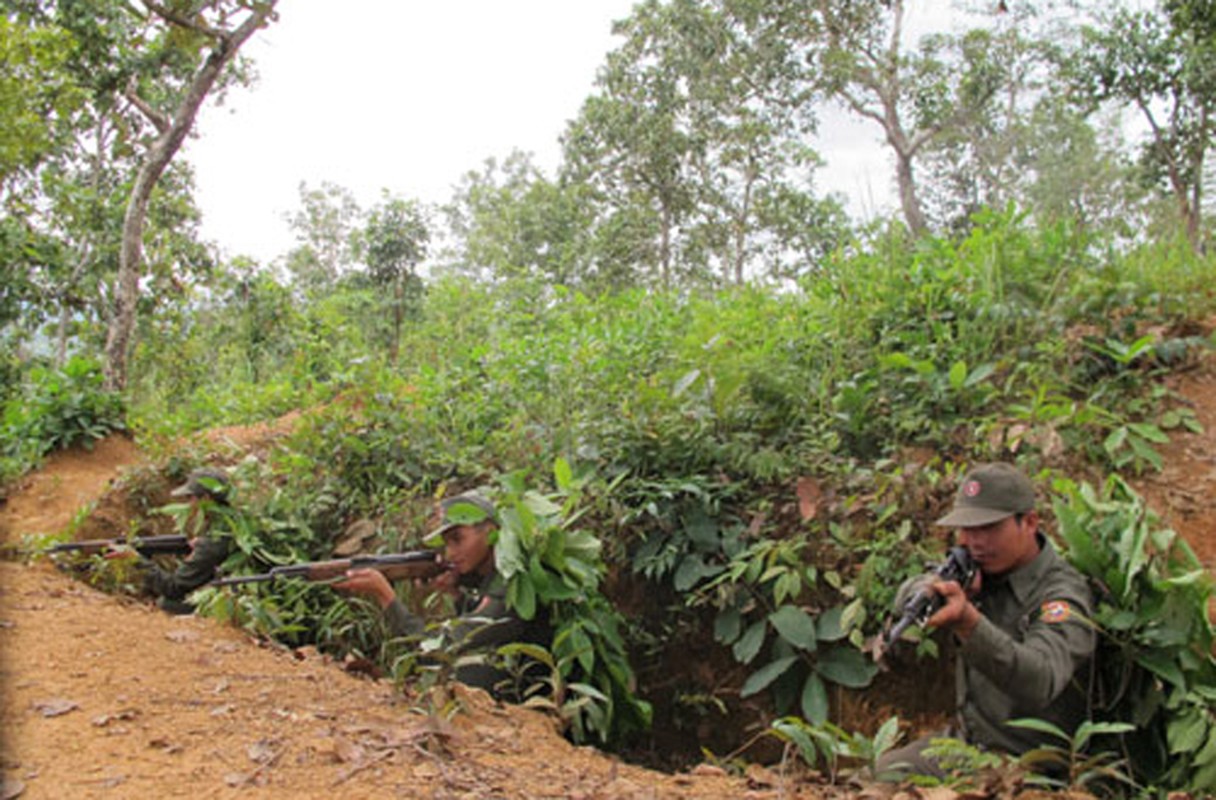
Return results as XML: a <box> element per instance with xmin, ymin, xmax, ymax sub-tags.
<box><xmin>935</xmin><ymin>462</ymin><xmax>1035</xmax><ymax>528</ymax></box>
<box><xmin>423</xmin><ymin>491</ymin><xmax>498</xmax><ymax>547</ymax></box>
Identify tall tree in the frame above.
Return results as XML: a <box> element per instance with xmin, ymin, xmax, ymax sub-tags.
<box><xmin>440</xmin><ymin>152</ymin><xmax>595</xmax><ymax>288</ymax></box>
<box><xmin>808</xmin><ymin>0</ymin><xmax>1001</xmax><ymax>236</ymax></box>
<box><xmin>562</xmin><ymin>0</ymin><xmax>833</xmax><ymax>287</ymax></box>
<box><xmin>1072</xmin><ymin>5</ymin><xmax>1216</xmax><ymax>249</ymax></box>
<box><xmin>101</xmin><ymin>0</ymin><xmax>278</xmax><ymax>390</ymax></box>
<box><xmin>283</xmin><ymin>180</ymin><xmax>363</xmax><ymax>294</ymax></box>
<box><xmin>2</xmin><ymin>5</ymin><xmax>210</xmax><ymax>363</ymax></box>
<box><xmin>355</xmin><ymin>192</ymin><xmax>429</xmax><ymax>364</ymax></box>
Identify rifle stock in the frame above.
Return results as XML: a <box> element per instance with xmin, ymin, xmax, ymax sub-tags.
<box><xmin>48</xmin><ymin>534</ymin><xmax>192</xmax><ymax>558</ymax></box>
<box><xmin>211</xmin><ymin>551</ymin><xmax>447</xmax><ymax>587</ymax></box>
<box><xmin>885</xmin><ymin>546</ymin><xmax>976</xmax><ymax>646</ymax></box>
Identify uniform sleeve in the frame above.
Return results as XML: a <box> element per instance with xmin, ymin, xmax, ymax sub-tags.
<box><xmin>959</xmin><ymin>585</ymin><xmax>1095</xmax><ymax>711</ymax></box>
<box><xmin>142</xmin><ymin>536</ymin><xmax>231</xmax><ymax>601</ymax></box>
<box><xmin>382</xmin><ymin>598</ymin><xmax>426</xmax><ymax>638</ymax></box>
<box><xmin>448</xmin><ymin>592</ymin><xmax>536</xmax><ymax>652</ymax></box>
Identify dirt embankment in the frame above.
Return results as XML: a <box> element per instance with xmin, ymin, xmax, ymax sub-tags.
<box><xmin>0</xmin><ymin>428</ymin><xmax>808</xmax><ymax>799</ymax></box>
<box><xmin>1</xmin><ymin>353</ymin><xmax>1213</xmax><ymax>800</ymax></box>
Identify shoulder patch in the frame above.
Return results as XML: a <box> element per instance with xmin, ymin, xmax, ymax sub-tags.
<box><xmin>1040</xmin><ymin>600</ymin><xmax>1072</xmax><ymax>623</ymax></box>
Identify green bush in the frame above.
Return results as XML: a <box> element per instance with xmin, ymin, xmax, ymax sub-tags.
<box><xmin>0</xmin><ymin>356</ymin><xmax>126</xmax><ymax>483</ymax></box>
<box><xmin>1054</xmin><ymin>475</ymin><xmax>1216</xmax><ymax>793</ymax></box>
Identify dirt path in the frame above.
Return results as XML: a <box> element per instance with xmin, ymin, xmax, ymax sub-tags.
<box><xmin>1</xmin><ymin>354</ymin><xmax>1213</xmax><ymax>800</ymax></box>
<box><xmin>0</xmin><ymin>427</ymin><xmax>810</xmax><ymax>799</ymax></box>
<box><xmin>0</xmin><ymin>561</ymin><xmax>770</xmax><ymax>800</ymax></box>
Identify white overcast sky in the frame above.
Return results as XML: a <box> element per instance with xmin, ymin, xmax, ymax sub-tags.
<box><xmin>185</xmin><ymin>0</ymin><xmax>959</xmax><ymax>265</ymax></box>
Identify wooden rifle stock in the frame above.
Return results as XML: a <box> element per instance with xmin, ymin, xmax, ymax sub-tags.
<box><xmin>211</xmin><ymin>551</ymin><xmax>447</xmax><ymax>587</ymax></box>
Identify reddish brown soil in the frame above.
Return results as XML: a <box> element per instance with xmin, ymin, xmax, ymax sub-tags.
<box><xmin>1</xmin><ymin>352</ymin><xmax>1213</xmax><ymax>799</ymax></box>
<box><xmin>0</xmin><ymin>426</ymin><xmax>829</xmax><ymax>799</ymax></box>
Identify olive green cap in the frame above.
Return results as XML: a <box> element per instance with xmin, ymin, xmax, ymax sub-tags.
<box><xmin>935</xmin><ymin>463</ymin><xmax>1035</xmax><ymax>528</ymax></box>
<box><xmin>170</xmin><ymin>467</ymin><xmax>232</xmax><ymax>504</ymax></box>
<box><xmin>422</xmin><ymin>491</ymin><xmax>497</xmax><ymax>547</ymax></box>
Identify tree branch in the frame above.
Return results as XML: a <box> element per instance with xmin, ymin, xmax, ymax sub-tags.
<box><xmin>124</xmin><ymin>79</ymin><xmax>170</xmax><ymax>134</ymax></box>
<box><xmin>140</xmin><ymin>0</ymin><xmax>227</xmax><ymax>41</ymax></box>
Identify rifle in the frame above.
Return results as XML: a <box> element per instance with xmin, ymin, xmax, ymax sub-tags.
<box><xmin>47</xmin><ymin>534</ymin><xmax>192</xmax><ymax>558</ymax></box>
<box><xmin>885</xmin><ymin>546</ymin><xmax>977</xmax><ymax>646</ymax></box>
<box><xmin>210</xmin><ymin>551</ymin><xmax>447</xmax><ymax>587</ymax></box>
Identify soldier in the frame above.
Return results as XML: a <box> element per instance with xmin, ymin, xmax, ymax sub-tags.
<box><xmin>334</xmin><ymin>491</ymin><xmax>550</xmax><ymax>700</ymax></box>
<box><xmin>879</xmin><ymin>462</ymin><xmax>1096</xmax><ymax>779</ymax></box>
<box><xmin>114</xmin><ymin>467</ymin><xmax>235</xmax><ymax>614</ymax></box>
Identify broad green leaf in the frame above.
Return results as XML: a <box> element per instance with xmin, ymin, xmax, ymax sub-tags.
<box><xmin>1128</xmin><ymin>422</ymin><xmax>1169</xmax><ymax>443</ymax></box>
<box><xmin>522</xmin><ymin>491</ymin><xmax>562</xmax><ymax>518</ymax></box>
<box><xmin>508</xmin><ymin>574</ymin><xmax>537</xmax><ymax>621</ymax></box>
<box><xmin>814</xmin><ymin>645</ymin><xmax>877</xmax><ymax>688</ymax></box>
<box><xmin>773</xmin><ymin>572</ymin><xmax>802</xmax><ymax>606</ymax></box>
<box><xmin>816</xmin><ymin>606</ymin><xmax>847</xmax><ymax>642</ymax></box>
<box><xmin>497</xmin><ymin>642</ymin><xmax>556</xmax><ymax>668</ymax></box>
<box><xmin>874</xmin><ymin>716</ymin><xmax>902</xmax><ymax>753</ymax></box>
<box><xmin>562</xmin><ymin>528</ymin><xmax>602</xmax><ymax>562</ymax></box>
<box><xmin>948</xmin><ymin>360</ymin><xmax>967</xmax><ymax>390</ymax></box>
<box><xmin>554</xmin><ymin>457</ymin><xmax>573</xmax><ymax>491</ymax></box>
<box><xmin>963</xmin><ymin>362</ymin><xmax>996</xmax><ymax>387</ymax></box>
<box><xmin>740</xmin><ymin>655</ymin><xmax>798</xmax><ymax>697</ymax></box>
<box><xmin>1007</xmin><ymin>718</ymin><xmax>1068</xmax><ymax>742</ymax></box>
<box><xmin>1167</xmin><ymin>710</ymin><xmax>1209</xmax><ymax>755</ymax></box>
<box><xmin>1128</xmin><ymin>435</ymin><xmax>1164</xmax><ymax>471</ymax></box>
<box><xmin>495</xmin><ymin>529</ymin><xmax>525</xmax><ymax>577</ymax></box>
<box><xmin>714</xmin><ymin>607</ymin><xmax>742</xmax><ymax>645</ymax></box>
<box><xmin>674</xmin><ymin>555</ymin><xmax>707</xmax><ymax>591</ymax></box>
<box><xmin>733</xmin><ymin>620</ymin><xmax>766</xmax><ymax>664</ymax></box>
<box><xmin>685</xmin><ymin>511</ymin><xmax>719</xmax><ymax>548</ymax></box>
<box><xmin>1103</xmin><ymin>426</ymin><xmax>1128</xmax><ymax>456</ymax></box>
<box><xmin>801</xmin><ymin>672</ymin><xmax>829</xmax><ymax>724</ymax></box>
<box><xmin>1193</xmin><ymin>725</ymin><xmax>1216</xmax><ymax>766</ymax></box>
<box><xmin>769</xmin><ymin>605</ymin><xmax>817</xmax><ymax>650</ymax></box>
<box><xmin>569</xmin><ymin>624</ymin><xmax>596</xmax><ymax>675</ymax></box>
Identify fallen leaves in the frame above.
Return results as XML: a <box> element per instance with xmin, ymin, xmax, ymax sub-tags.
<box><xmin>30</xmin><ymin>698</ymin><xmax>77</xmax><ymax>718</ymax></box>
<box><xmin>91</xmin><ymin>709</ymin><xmax>138</xmax><ymax>727</ymax></box>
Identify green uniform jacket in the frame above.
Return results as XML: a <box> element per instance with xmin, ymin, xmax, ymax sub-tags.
<box><xmin>142</xmin><ymin>535</ymin><xmax>232</xmax><ymax>613</ymax></box>
<box><xmin>382</xmin><ymin>571</ymin><xmax>550</xmax><ymax>700</ymax></box>
<box><xmin>957</xmin><ymin>535</ymin><xmax>1095</xmax><ymax>754</ymax></box>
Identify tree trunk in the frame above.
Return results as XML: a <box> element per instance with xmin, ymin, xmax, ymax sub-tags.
<box><xmin>103</xmin><ymin>3</ymin><xmax>277</xmax><ymax>391</ymax></box>
<box><xmin>894</xmin><ymin>148</ymin><xmax>928</xmax><ymax>238</ymax></box>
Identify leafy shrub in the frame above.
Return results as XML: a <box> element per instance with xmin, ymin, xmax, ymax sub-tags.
<box><xmin>0</xmin><ymin>357</ymin><xmax>126</xmax><ymax>482</ymax></box>
<box><xmin>490</xmin><ymin>461</ymin><xmax>652</xmax><ymax>745</ymax></box>
<box><xmin>1053</xmin><ymin>475</ymin><xmax>1216</xmax><ymax>794</ymax></box>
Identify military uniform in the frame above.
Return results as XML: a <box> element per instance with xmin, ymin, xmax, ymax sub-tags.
<box><xmin>141</xmin><ymin>467</ymin><xmax>234</xmax><ymax>614</ymax></box>
<box><xmin>142</xmin><ymin>534</ymin><xmax>232</xmax><ymax>614</ymax></box>
<box><xmin>382</xmin><ymin>570</ymin><xmax>550</xmax><ymax>700</ymax></box>
<box><xmin>878</xmin><ymin>463</ymin><xmax>1096</xmax><ymax>779</ymax></box>
<box><xmin>957</xmin><ymin>534</ymin><xmax>1094</xmax><ymax>753</ymax></box>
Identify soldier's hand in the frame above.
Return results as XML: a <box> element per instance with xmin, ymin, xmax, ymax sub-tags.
<box><xmin>332</xmin><ymin>568</ymin><xmax>396</xmax><ymax>609</ymax></box>
<box><xmin>925</xmin><ymin>579</ymin><xmax>981</xmax><ymax>639</ymax></box>
<box><xmin>424</xmin><ymin>567</ymin><xmax>460</xmax><ymax>599</ymax></box>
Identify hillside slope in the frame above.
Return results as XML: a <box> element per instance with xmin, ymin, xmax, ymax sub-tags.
<box><xmin>0</xmin><ymin>355</ymin><xmax>1212</xmax><ymax>799</ymax></box>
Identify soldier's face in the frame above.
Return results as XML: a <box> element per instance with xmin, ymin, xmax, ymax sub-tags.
<box><xmin>442</xmin><ymin>522</ymin><xmax>494</xmax><ymax>576</ymax></box>
<box><xmin>958</xmin><ymin>510</ymin><xmax>1039</xmax><ymax>576</ymax></box>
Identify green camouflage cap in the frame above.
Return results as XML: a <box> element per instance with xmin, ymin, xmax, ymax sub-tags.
<box><xmin>170</xmin><ymin>467</ymin><xmax>232</xmax><ymax>503</ymax></box>
<box><xmin>423</xmin><ymin>491</ymin><xmax>497</xmax><ymax>547</ymax></box>
<box><xmin>935</xmin><ymin>463</ymin><xmax>1035</xmax><ymax>528</ymax></box>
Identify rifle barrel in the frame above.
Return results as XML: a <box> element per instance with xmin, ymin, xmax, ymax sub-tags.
<box><xmin>211</xmin><ymin>551</ymin><xmax>445</xmax><ymax>588</ymax></box>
